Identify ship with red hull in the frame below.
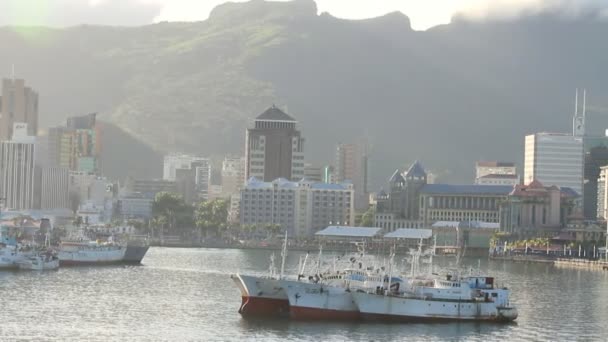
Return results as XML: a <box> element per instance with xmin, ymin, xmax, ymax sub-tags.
<box><xmin>231</xmin><ymin>274</ymin><xmax>290</xmax><ymax>317</ymax></box>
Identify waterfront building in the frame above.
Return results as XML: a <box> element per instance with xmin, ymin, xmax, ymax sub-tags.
<box><xmin>500</xmin><ymin>180</ymin><xmax>577</xmax><ymax>238</ymax></box>
<box><xmin>239</xmin><ymin>177</ymin><xmax>354</xmax><ymax>237</ymax></box>
<box><xmin>227</xmin><ymin>194</ymin><xmax>241</xmax><ymax>224</ymax></box>
<box><xmin>582</xmin><ymin>136</ymin><xmax>608</xmax><ymax>219</ymax></box>
<box><xmin>335</xmin><ymin>143</ymin><xmax>369</xmax><ymax>210</ymax></box>
<box><xmin>431</xmin><ymin>221</ymin><xmax>499</xmax><ymax>255</ymax></box>
<box><xmin>0</xmin><ymin>78</ymin><xmax>38</xmax><ymax>141</ymax></box>
<box><xmin>419</xmin><ymin>184</ymin><xmax>512</xmax><ymax>228</ymax></box>
<box><xmin>175</xmin><ymin>168</ymin><xmax>196</xmax><ymax>204</ymax></box>
<box><xmin>245</xmin><ymin>105</ymin><xmax>305</xmax><ymax>182</ymax></box>
<box><xmin>40</xmin><ymin>167</ymin><xmax>70</xmax><ymax>209</ymax></box>
<box><xmin>375</xmin><ymin>161</ymin><xmax>427</xmax><ymax>230</ymax></box>
<box><xmin>524</xmin><ymin>133</ymin><xmax>583</xmax><ymax>197</ymax></box>
<box><xmin>221</xmin><ymin>156</ymin><xmax>245</xmax><ymax>196</ymax></box>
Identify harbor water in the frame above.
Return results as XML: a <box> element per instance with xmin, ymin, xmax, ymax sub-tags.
<box><xmin>0</xmin><ymin>247</ymin><xmax>607</xmax><ymax>341</ymax></box>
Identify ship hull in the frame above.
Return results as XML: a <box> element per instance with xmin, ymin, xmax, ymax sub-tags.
<box><xmin>58</xmin><ymin>247</ymin><xmax>127</xmax><ymax>266</ymax></box>
<box><xmin>231</xmin><ymin>274</ymin><xmax>289</xmax><ymax>317</ymax></box>
<box><xmin>283</xmin><ymin>281</ymin><xmax>359</xmax><ymax>320</ymax></box>
<box><xmin>352</xmin><ymin>292</ymin><xmax>517</xmax><ymax>322</ymax></box>
<box><xmin>123</xmin><ymin>245</ymin><xmax>150</xmax><ymax>264</ymax></box>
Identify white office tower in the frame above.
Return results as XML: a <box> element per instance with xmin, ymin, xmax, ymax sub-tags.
<box><xmin>0</xmin><ymin>123</ymin><xmax>36</xmax><ymax>209</ymax></box>
<box><xmin>524</xmin><ymin>133</ymin><xmax>583</xmax><ymax>197</ymax></box>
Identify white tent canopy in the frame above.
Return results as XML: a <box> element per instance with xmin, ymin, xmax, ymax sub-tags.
<box><xmin>383</xmin><ymin>228</ymin><xmax>433</xmax><ymax>240</ymax></box>
<box><xmin>315</xmin><ymin>226</ymin><xmax>382</xmax><ymax>238</ymax></box>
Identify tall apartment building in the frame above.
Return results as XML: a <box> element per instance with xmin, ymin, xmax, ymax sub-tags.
<box><xmin>45</xmin><ymin>113</ymin><xmax>101</xmax><ymax>173</ymax></box>
<box><xmin>597</xmin><ymin>166</ymin><xmax>608</xmax><ymax>220</ymax></box>
<box><xmin>192</xmin><ymin>159</ymin><xmax>211</xmax><ymax>201</ymax></box>
<box><xmin>0</xmin><ymin>123</ymin><xmax>36</xmax><ymax>209</ymax></box>
<box><xmin>240</xmin><ymin>177</ymin><xmax>354</xmax><ymax>238</ymax></box>
<box><xmin>221</xmin><ymin>156</ymin><xmax>245</xmax><ymax>196</ymax></box>
<box><xmin>40</xmin><ymin>167</ymin><xmax>70</xmax><ymax>209</ymax></box>
<box><xmin>524</xmin><ymin>133</ymin><xmax>584</xmax><ymax>197</ymax></box>
<box><xmin>303</xmin><ymin>163</ymin><xmax>323</xmax><ymax>183</ymax></box>
<box><xmin>335</xmin><ymin>143</ymin><xmax>368</xmax><ymax>210</ymax></box>
<box><xmin>0</xmin><ymin>78</ymin><xmax>38</xmax><ymax>141</ymax></box>
<box><xmin>245</xmin><ymin>105</ymin><xmax>305</xmax><ymax>182</ymax></box>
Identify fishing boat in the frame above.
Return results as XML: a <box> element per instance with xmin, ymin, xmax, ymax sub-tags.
<box><xmin>352</xmin><ymin>274</ymin><xmax>518</xmax><ymax>322</ymax></box>
<box><xmin>231</xmin><ymin>234</ymin><xmax>291</xmax><ymax>317</ymax></box>
<box><xmin>58</xmin><ymin>240</ymin><xmax>127</xmax><ymax>266</ymax></box>
<box><xmin>0</xmin><ymin>245</ymin><xmax>24</xmax><ymax>269</ymax></box>
<box><xmin>18</xmin><ymin>251</ymin><xmax>59</xmax><ymax>271</ymax></box>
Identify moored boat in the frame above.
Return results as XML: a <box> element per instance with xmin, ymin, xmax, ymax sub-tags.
<box><xmin>352</xmin><ymin>275</ymin><xmax>518</xmax><ymax>322</ymax></box>
<box><xmin>58</xmin><ymin>241</ymin><xmax>127</xmax><ymax>266</ymax></box>
<box><xmin>0</xmin><ymin>245</ymin><xmax>24</xmax><ymax>269</ymax></box>
<box><xmin>231</xmin><ymin>273</ymin><xmax>290</xmax><ymax>317</ymax></box>
<box><xmin>18</xmin><ymin>251</ymin><xmax>60</xmax><ymax>271</ymax></box>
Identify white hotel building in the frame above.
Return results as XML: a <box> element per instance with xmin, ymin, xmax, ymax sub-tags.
<box><xmin>0</xmin><ymin>123</ymin><xmax>36</xmax><ymax>209</ymax></box>
<box><xmin>240</xmin><ymin>177</ymin><xmax>354</xmax><ymax>238</ymax></box>
<box><xmin>524</xmin><ymin>133</ymin><xmax>583</xmax><ymax>197</ymax></box>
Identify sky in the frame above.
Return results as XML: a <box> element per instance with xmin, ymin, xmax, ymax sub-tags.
<box><xmin>0</xmin><ymin>0</ymin><xmax>608</xmax><ymax>30</ymax></box>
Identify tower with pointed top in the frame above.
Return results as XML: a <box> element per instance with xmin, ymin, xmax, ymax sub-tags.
<box><xmin>404</xmin><ymin>161</ymin><xmax>427</xmax><ymax>219</ymax></box>
<box><xmin>245</xmin><ymin>105</ymin><xmax>305</xmax><ymax>182</ymax></box>
<box><xmin>572</xmin><ymin>88</ymin><xmax>586</xmax><ymax>137</ymax></box>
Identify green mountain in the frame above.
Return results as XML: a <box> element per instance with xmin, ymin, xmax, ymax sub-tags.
<box><xmin>2</xmin><ymin>0</ymin><xmax>608</xmax><ymax>188</ymax></box>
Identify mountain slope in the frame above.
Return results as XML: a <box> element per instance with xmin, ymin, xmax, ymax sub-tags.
<box><xmin>2</xmin><ymin>1</ymin><xmax>608</xmax><ymax>187</ymax></box>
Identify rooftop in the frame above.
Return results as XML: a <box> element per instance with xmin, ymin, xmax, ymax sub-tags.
<box><xmin>431</xmin><ymin>221</ymin><xmax>500</xmax><ymax>229</ymax></box>
<box><xmin>384</xmin><ymin>228</ymin><xmax>433</xmax><ymax>239</ymax></box>
<box><xmin>478</xmin><ymin>174</ymin><xmax>519</xmax><ymax>179</ymax></box>
<box><xmin>315</xmin><ymin>226</ymin><xmax>382</xmax><ymax>238</ymax></box>
<box><xmin>255</xmin><ymin>105</ymin><xmax>296</xmax><ymax>122</ymax></box>
<box><xmin>421</xmin><ymin>184</ymin><xmax>513</xmax><ymax>195</ymax></box>
<box><xmin>476</xmin><ymin>161</ymin><xmax>515</xmax><ymax>167</ymax></box>
<box><xmin>405</xmin><ymin>161</ymin><xmax>426</xmax><ymax>178</ymax></box>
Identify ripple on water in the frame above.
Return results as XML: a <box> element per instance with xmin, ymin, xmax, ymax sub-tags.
<box><xmin>1</xmin><ymin>248</ymin><xmax>607</xmax><ymax>341</ymax></box>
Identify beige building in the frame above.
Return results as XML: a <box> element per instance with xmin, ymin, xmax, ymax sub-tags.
<box><xmin>221</xmin><ymin>156</ymin><xmax>245</xmax><ymax>196</ymax></box>
<box><xmin>0</xmin><ymin>78</ymin><xmax>38</xmax><ymax>141</ymax></box>
<box><xmin>335</xmin><ymin>143</ymin><xmax>368</xmax><ymax>210</ymax></box>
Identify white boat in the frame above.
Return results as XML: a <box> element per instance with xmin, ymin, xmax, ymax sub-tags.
<box><xmin>352</xmin><ymin>274</ymin><xmax>518</xmax><ymax>322</ymax></box>
<box><xmin>58</xmin><ymin>241</ymin><xmax>126</xmax><ymax>266</ymax></box>
<box><xmin>18</xmin><ymin>252</ymin><xmax>60</xmax><ymax>271</ymax></box>
<box><xmin>282</xmin><ymin>268</ymin><xmax>402</xmax><ymax>320</ymax></box>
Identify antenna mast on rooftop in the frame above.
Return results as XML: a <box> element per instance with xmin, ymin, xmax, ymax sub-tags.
<box><xmin>573</xmin><ymin>88</ymin><xmax>587</xmax><ymax>137</ymax></box>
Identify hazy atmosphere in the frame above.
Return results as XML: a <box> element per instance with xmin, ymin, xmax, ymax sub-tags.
<box><xmin>1</xmin><ymin>1</ymin><xmax>608</xmax><ymax>341</ymax></box>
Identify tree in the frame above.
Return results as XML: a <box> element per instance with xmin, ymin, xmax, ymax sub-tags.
<box><xmin>264</xmin><ymin>223</ymin><xmax>282</xmax><ymax>240</ymax></box>
<box><xmin>152</xmin><ymin>192</ymin><xmax>194</xmax><ymax>236</ymax></box>
<box><xmin>195</xmin><ymin>198</ymin><xmax>229</xmax><ymax>238</ymax></box>
<box><xmin>359</xmin><ymin>207</ymin><xmax>376</xmax><ymax>227</ymax></box>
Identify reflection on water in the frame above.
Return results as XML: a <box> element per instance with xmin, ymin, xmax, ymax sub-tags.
<box><xmin>0</xmin><ymin>247</ymin><xmax>606</xmax><ymax>341</ymax></box>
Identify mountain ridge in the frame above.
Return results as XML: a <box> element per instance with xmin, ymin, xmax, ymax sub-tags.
<box><xmin>2</xmin><ymin>0</ymin><xmax>608</xmax><ymax>188</ymax></box>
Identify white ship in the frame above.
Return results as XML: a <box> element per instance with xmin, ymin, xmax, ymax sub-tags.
<box><xmin>352</xmin><ymin>274</ymin><xmax>518</xmax><ymax>322</ymax></box>
<box><xmin>18</xmin><ymin>252</ymin><xmax>60</xmax><ymax>271</ymax></box>
<box><xmin>58</xmin><ymin>241</ymin><xmax>126</xmax><ymax>266</ymax></box>
<box><xmin>282</xmin><ymin>268</ymin><xmax>405</xmax><ymax>320</ymax></box>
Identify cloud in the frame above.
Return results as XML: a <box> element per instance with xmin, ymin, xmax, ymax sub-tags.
<box><xmin>0</xmin><ymin>0</ymin><xmax>162</xmax><ymax>27</ymax></box>
<box><xmin>1</xmin><ymin>0</ymin><xmax>608</xmax><ymax>29</ymax></box>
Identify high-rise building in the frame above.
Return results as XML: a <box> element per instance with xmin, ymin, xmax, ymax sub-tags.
<box><xmin>221</xmin><ymin>156</ymin><xmax>245</xmax><ymax>196</ymax></box>
<box><xmin>40</xmin><ymin>167</ymin><xmax>70</xmax><ymax>209</ymax></box>
<box><xmin>335</xmin><ymin>143</ymin><xmax>368</xmax><ymax>210</ymax></box>
<box><xmin>245</xmin><ymin>105</ymin><xmax>305</xmax><ymax>182</ymax></box>
<box><xmin>0</xmin><ymin>123</ymin><xmax>36</xmax><ymax>209</ymax></box>
<box><xmin>0</xmin><ymin>78</ymin><xmax>38</xmax><ymax>141</ymax></box>
<box><xmin>192</xmin><ymin>159</ymin><xmax>211</xmax><ymax>201</ymax></box>
<box><xmin>524</xmin><ymin>133</ymin><xmax>584</xmax><ymax>197</ymax></box>
<box><xmin>45</xmin><ymin>114</ymin><xmax>101</xmax><ymax>173</ymax></box>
